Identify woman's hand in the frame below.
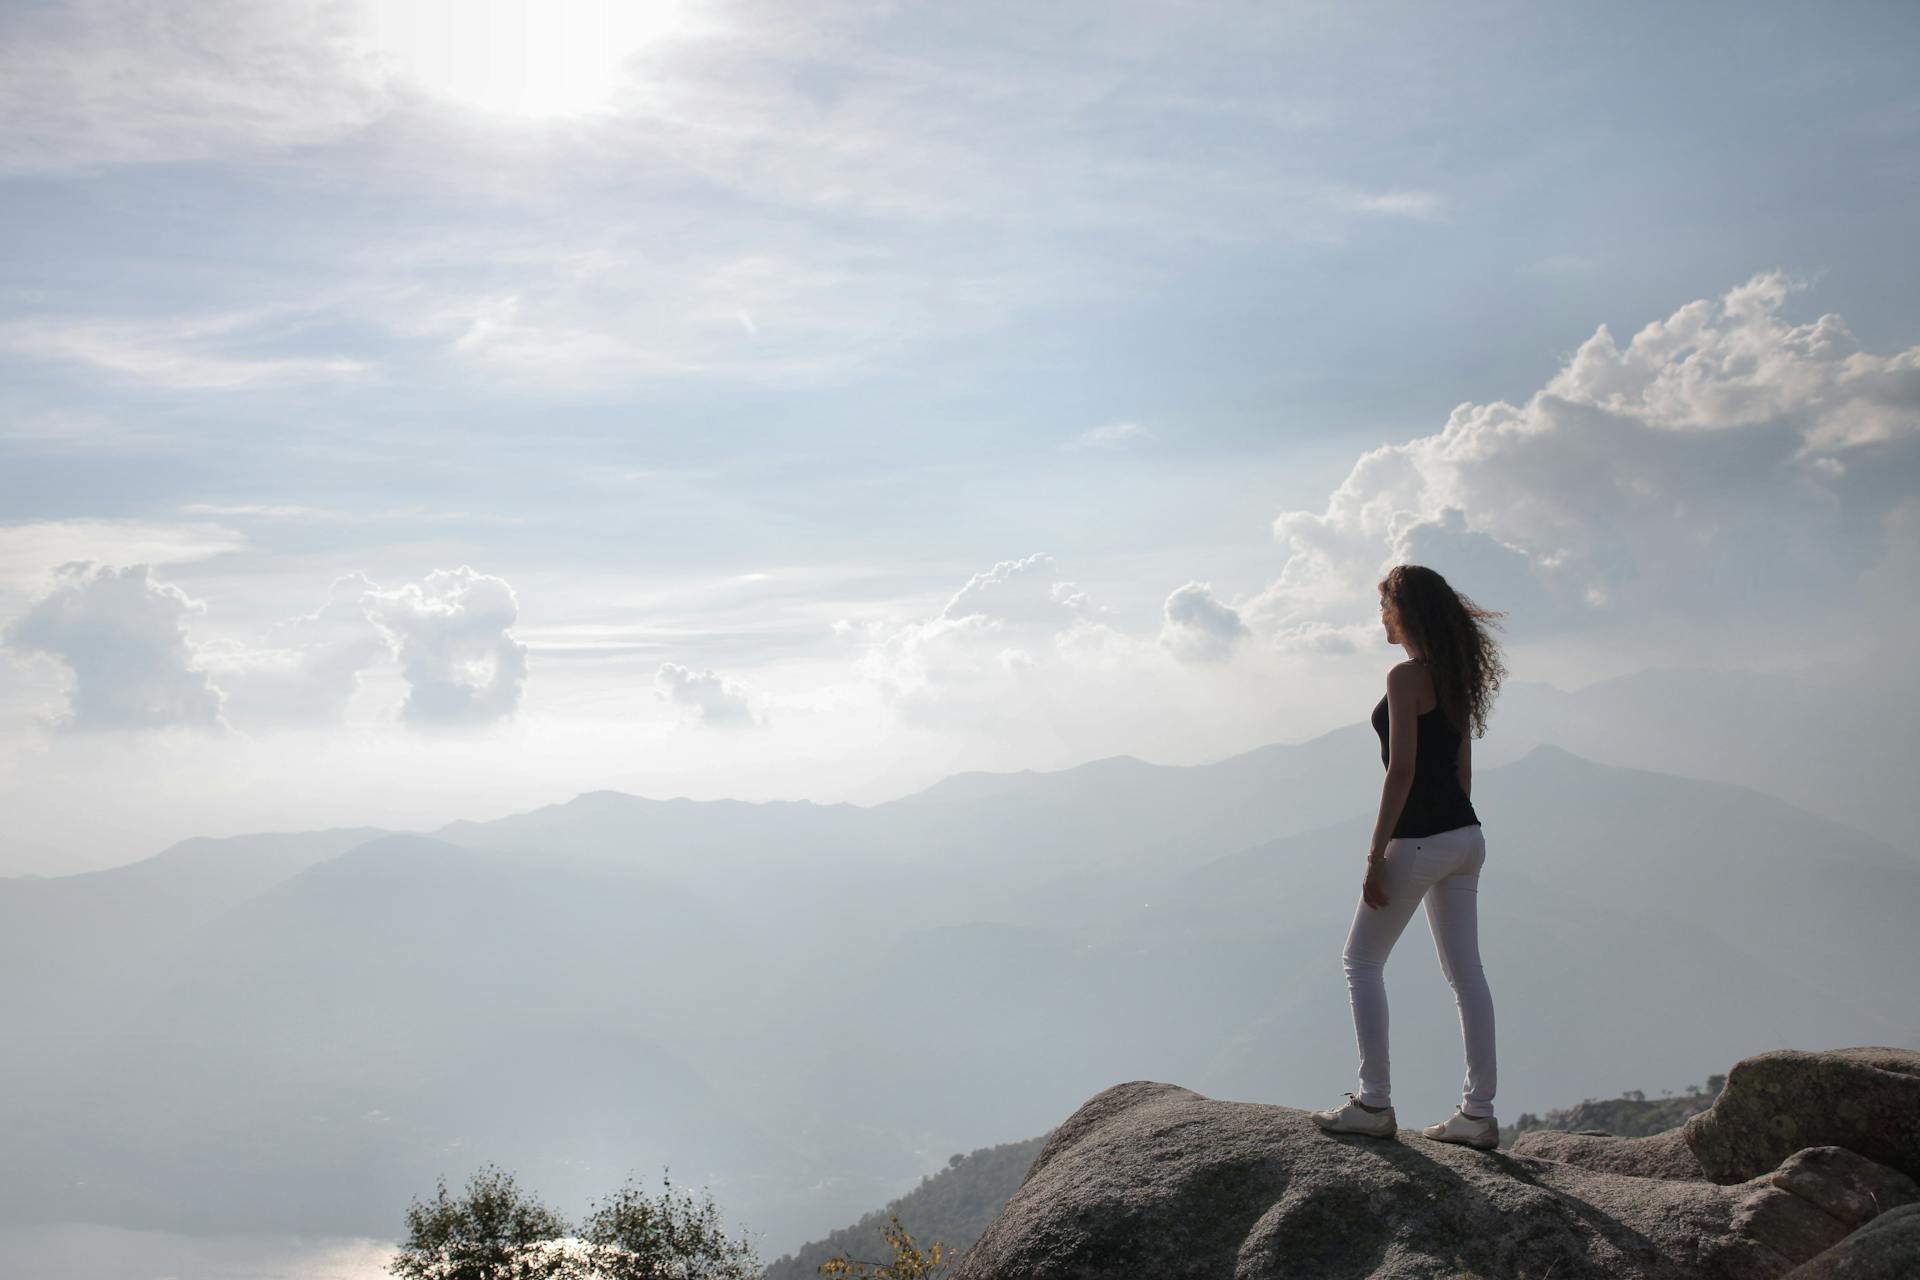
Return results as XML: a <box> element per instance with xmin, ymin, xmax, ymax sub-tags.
<box><xmin>1363</xmin><ymin>850</ymin><xmax>1390</xmax><ymax>909</ymax></box>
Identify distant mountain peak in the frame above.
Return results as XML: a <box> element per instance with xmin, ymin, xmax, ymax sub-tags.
<box><xmin>567</xmin><ymin>788</ymin><xmax>655</xmax><ymax>807</ymax></box>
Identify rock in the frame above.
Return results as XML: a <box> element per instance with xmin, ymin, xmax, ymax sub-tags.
<box><xmin>1517</xmin><ymin>1046</ymin><xmax>1920</xmax><ymax>1190</ymax></box>
<box><xmin>1726</xmin><ymin>1147</ymin><xmax>1918</xmax><ymax>1269</ymax></box>
<box><xmin>1509</xmin><ymin>1128</ymin><xmax>1707</xmax><ymax>1181</ymax></box>
<box><xmin>1781</xmin><ymin>1203</ymin><xmax>1920</xmax><ymax>1279</ymax></box>
<box><xmin>1684</xmin><ymin>1047</ymin><xmax>1920</xmax><ymax>1184</ymax></box>
<box><xmin>1764</xmin><ymin>1146</ymin><xmax>1919</xmax><ymax>1233</ymax></box>
<box><xmin>945</xmin><ymin>1081</ymin><xmax>1906</xmax><ymax>1280</ymax></box>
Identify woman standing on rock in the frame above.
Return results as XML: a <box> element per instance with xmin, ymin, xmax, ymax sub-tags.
<box><xmin>1311</xmin><ymin>564</ymin><xmax>1508</xmax><ymax>1150</ymax></box>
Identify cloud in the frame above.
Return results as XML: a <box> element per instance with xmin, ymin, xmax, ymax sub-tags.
<box><xmin>1269</xmin><ymin>620</ymin><xmax>1368</xmax><ymax>655</ymax></box>
<box><xmin>1</xmin><ymin>562</ymin><xmax>227</xmax><ymax>732</ymax></box>
<box><xmin>0</xmin><ymin>559</ymin><xmax>520</xmax><ymax>734</ymax></box>
<box><xmin>0</xmin><ymin>520</ymin><xmax>245</xmax><ymax>604</ymax></box>
<box><xmin>1331</xmin><ymin>186</ymin><xmax>1445</xmax><ymax>220</ymax></box>
<box><xmin>1249</xmin><ymin>271</ymin><xmax>1920</xmax><ymax>655</ymax></box>
<box><xmin>655</xmin><ymin>662</ymin><xmax>757</xmax><ymax>728</ymax></box>
<box><xmin>0</xmin><ymin>0</ymin><xmax>391</xmax><ymax>175</ymax></box>
<box><xmin>942</xmin><ymin>553</ymin><xmax>1091</xmax><ymax>626</ymax></box>
<box><xmin>362</xmin><ymin>566</ymin><xmax>529</xmax><ymax>730</ymax></box>
<box><xmin>841</xmin><ymin>552</ymin><xmax>1147</xmax><ymax>732</ymax></box>
<box><xmin>0</xmin><ymin>311</ymin><xmax>369</xmax><ymax>391</ymax></box>
<box><xmin>403</xmin><ymin>241</ymin><xmax>1061</xmax><ymax>395</ymax></box>
<box><xmin>1064</xmin><ymin>421</ymin><xmax>1151</xmax><ymax>451</ymax></box>
<box><xmin>0</xmin><ymin>3</ymin><xmax>1409</xmax><ymax>402</ymax></box>
<box><xmin>201</xmin><ymin>573</ymin><xmax>390</xmax><ymax>728</ymax></box>
<box><xmin>1159</xmin><ymin>582</ymin><xmax>1250</xmax><ymax>663</ymax></box>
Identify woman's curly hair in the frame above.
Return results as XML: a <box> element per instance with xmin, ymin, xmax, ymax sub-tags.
<box><xmin>1378</xmin><ymin>564</ymin><xmax>1508</xmax><ymax>739</ymax></box>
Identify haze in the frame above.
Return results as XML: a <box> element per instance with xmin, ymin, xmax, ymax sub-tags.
<box><xmin>1</xmin><ymin>0</ymin><xmax>1917</xmax><ymax>1275</ymax></box>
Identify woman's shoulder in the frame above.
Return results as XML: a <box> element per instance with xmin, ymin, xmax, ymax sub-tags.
<box><xmin>1386</xmin><ymin>659</ymin><xmax>1437</xmax><ymax>703</ymax></box>
<box><xmin>1385</xmin><ymin>659</ymin><xmax>1430</xmax><ymax>686</ymax></box>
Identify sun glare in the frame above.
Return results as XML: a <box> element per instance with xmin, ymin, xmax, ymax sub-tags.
<box><xmin>365</xmin><ymin>0</ymin><xmax>683</xmax><ymax>118</ymax></box>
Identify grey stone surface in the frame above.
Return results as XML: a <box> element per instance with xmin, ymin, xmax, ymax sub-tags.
<box><xmin>1509</xmin><ymin>1127</ymin><xmax>1707</xmax><ymax>1181</ymax></box>
<box><xmin>1726</xmin><ymin>1147</ymin><xmax>1918</xmax><ymax>1272</ymax></box>
<box><xmin>1780</xmin><ymin>1203</ymin><xmax>1920</xmax><ymax>1280</ymax></box>
<box><xmin>1764</xmin><ymin>1146</ymin><xmax>1919</xmax><ymax>1233</ymax></box>
<box><xmin>948</xmin><ymin>1053</ymin><xmax>1920</xmax><ymax>1280</ymax></box>
<box><xmin>1683</xmin><ymin>1047</ymin><xmax>1920</xmax><ymax>1184</ymax></box>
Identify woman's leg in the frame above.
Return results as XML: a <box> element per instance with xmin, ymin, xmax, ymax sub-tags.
<box><xmin>1424</xmin><ymin>827</ymin><xmax>1497</xmax><ymax>1117</ymax></box>
<box><xmin>1341</xmin><ymin>838</ymin><xmax>1435</xmax><ymax>1110</ymax></box>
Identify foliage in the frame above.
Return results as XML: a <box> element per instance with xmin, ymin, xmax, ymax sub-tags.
<box><xmin>389</xmin><ymin>1163</ymin><xmax>575</xmax><ymax>1280</ymax></box>
<box><xmin>1507</xmin><ymin>1073</ymin><xmax>1726</xmax><ymax>1147</ymax></box>
<box><xmin>761</xmin><ymin>1134</ymin><xmax>1046</xmax><ymax>1280</ymax></box>
<box><xmin>389</xmin><ymin>1163</ymin><xmax>759</xmax><ymax>1280</ymax></box>
<box><xmin>817</xmin><ymin>1214</ymin><xmax>953</xmax><ymax>1280</ymax></box>
<box><xmin>577</xmin><ymin>1167</ymin><xmax>761</xmax><ymax>1280</ymax></box>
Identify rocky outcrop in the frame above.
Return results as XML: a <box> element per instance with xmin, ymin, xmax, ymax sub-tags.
<box><xmin>1505</xmin><ymin>1127</ymin><xmax>1707</xmax><ymax>1180</ymax></box>
<box><xmin>949</xmin><ymin>1048</ymin><xmax>1920</xmax><ymax>1280</ymax></box>
<box><xmin>1682</xmin><ymin>1047</ymin><xmax>1920</xmax><ymax>1184</ymax></box>
<box><xmin>1782</xmin><ymin>1202</ymin><xmax>1920</xmax><ymax>1279</ymax></box>
<box><xmin>1509</xmin><ymin>1046</ymin><xmax>1920</xmax><ymax>1186</ymax></box>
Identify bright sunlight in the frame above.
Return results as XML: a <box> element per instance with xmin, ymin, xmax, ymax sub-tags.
<box><xmin>363</xmin><ymin>0</ymin><xmax>683</xmax><ymax>118</ymax></box>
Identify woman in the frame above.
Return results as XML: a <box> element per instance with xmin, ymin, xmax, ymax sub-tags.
<box><xmin>1310</xmin><ymin>564</ymin><xmax>1508</xmax><ymax>1150</ymax></box>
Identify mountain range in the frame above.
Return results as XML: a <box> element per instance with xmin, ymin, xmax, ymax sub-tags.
<box><xmin>2</xmin><ymin>659</ymin><xmax>1914</xmax><ymax>1259</ymax></box>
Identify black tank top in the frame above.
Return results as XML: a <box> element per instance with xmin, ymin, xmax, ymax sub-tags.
<box><xmin>1371</xmin><ymin>681</ymin><xmax>1481</xmax><ymax>839</ymax></box>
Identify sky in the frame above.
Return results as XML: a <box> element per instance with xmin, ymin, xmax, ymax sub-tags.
<box><xmin>2</xmin><ymin>0</ymin><xmax>1917</xmax><ymax>873</ymax></box>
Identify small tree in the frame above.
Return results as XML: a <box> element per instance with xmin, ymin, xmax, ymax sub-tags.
<box><xmin>818</xmin><ymin>1214</ymin><xmax>953</xmax><ymax>1280</ymax></box>
<box><xmin>390</xmin><ymin>1163</ymin><xmax>575</xmax><ymax>1280</ymax></box>
<box><xmin>578</xmin><ymin>1166</ymin><xmax>761</xmax><ymax>1280</ymax></box>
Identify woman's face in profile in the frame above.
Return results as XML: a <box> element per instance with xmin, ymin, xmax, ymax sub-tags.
<box><xmin>1380</xmin><ymin>594</ymin><xmax>1401</xmax><ymax>644</ymax></box>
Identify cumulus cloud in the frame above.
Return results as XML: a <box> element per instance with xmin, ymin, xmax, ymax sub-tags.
<box><xmin>1248</xmin><ymin>271</ymin><xmax>1920</xmax><ymax>652</ymax></box>
<box><xmin>1269</xmin><ymin>619</ymin><xmax>1369</xmax><ymax>655</ymax></box>
<box><xmin>839</xmin><ymin>552</ymin><xmax>1146</xmax><ymax>732</ymax></box>
<box><xmin>0</xmin><ymin>560</ymin><xmax>526</xmax><ymax>734</ymax></box>
<box><xmin>363</xmin><ymin>566</ymin><xmax>528</xmax><ymax>730</ymax></box>
<box><xmin>655</xmin><ymin>662</ymin><xmax>757</xmax><ymax>728</ymax></box>
<box><xmin>942</xmin><ymin>553</ymin><xmax>1092</xmax><ymax>626</ymax></box>
<box><xmin>0</xmin><ymin>519</ymin><xmax>244</xmax><ymax>602</ymax></box>
<box><xmin>1</xmin><ymin>562</ymin><xmax>226</xmax><ymax>731</ymax></box>
<box><xmin>202</xmin><ymin>572</ymin><xmax>389</xmax><ymax>727</ymax></box>
<box><xmin>1159</xmin><ymin>582</ymin><xmax>1251</xmax><ymax>663</ymax></box>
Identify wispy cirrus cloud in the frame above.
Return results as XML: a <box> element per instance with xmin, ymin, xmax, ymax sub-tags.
<box><xmin>0</xmin><ymin>520</ymin><xmax>245</xmax><ymax>610</ymax></box>
<box><xmin>1065</xmin><ymin>421</ymin><xmax>1151</xmax><ymax>451</ymax></box>
<box><xmin>0</xmin><ymin>1</ymin><xmax>1454</xmax><ymax>407</ymax></box>
<box><xmin>0</xmin><ymin>313</ymin><xmax>368</xmax><ymax>390</ymax></box>
<box><xmin>1329</xmin><ymin>185</ymin><xmax>1446</xmax><ymax>220</ymax></box>
<box><xmin>0</xmin><ymin>0</ymin><xmax>391</xmax><ymax>175</ymax></box>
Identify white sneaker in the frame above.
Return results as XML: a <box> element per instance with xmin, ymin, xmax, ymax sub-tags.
<box><xmin>1310</xmin><ymin>1092</ymin><xmax>1397</xmax><ymax>1137</ymax></box>
<box><xmin>1421</xmin><ymin>1108</ymin><xmax>1499</xmax><ymax>1150</ymax></box>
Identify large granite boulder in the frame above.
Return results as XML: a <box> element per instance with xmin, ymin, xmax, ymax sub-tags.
<box><xmin>949</xmin><ymin>1049</ymin><xmax>1920</xmax><ymax>1280</ymax></box>
<box><xmin>1782</xmin><ymin>1203</ymin><xmax>1920</xmax><ymax>1279</ymax></box>
<box><xmin>1507</xmin><ymin>1127</ymin><xmax>1707</xmax><ymax>1181</ymax></box>
<box><xmin>1683</xmin><ymin>1048</ymin><xmax>1920</xmax><ymax>1184</ymax></box>
<box><xmin>1510</xmin><ymin>1047</ymin><xmax>1920</xmax><ymax>1187</ymax></box>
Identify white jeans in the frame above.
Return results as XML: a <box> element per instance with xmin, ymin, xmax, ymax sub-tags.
<box><xmin>1341</xmin><ymin>823</ymin><xmax>1497</xmax><ymax>1118</ymax></box>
